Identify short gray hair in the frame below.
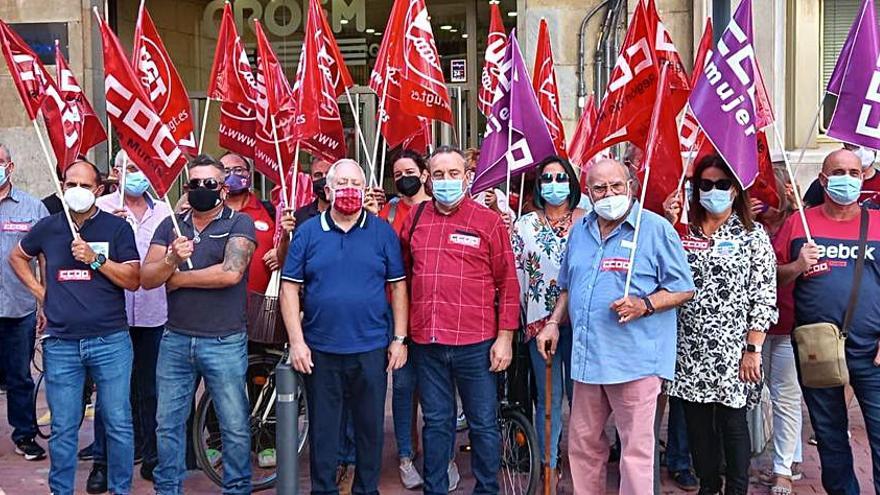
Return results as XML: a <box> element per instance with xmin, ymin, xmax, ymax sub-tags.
<box><xmin>114</xmin><ymin>150</ymin><xmax>129</xmax><ymax>169</ymax></box>
<box><xmin>0</xmin><ymin>143</ymin><xmax>12</xmax><ymax>162</ymax></box>
<box><xmin>326</xmin><ymin>159</ymin><xmax>365</xmax><ymax>187</ymax></box>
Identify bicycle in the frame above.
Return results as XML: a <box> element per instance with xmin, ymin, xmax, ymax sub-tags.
<box><xmin>192</xmin><ymin>346</ymin><xmax>309</xmax><ymax>492</ymax></box>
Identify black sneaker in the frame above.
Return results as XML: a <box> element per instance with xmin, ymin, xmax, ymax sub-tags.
<box><xmin>141</xmin><ymin>461</ymin><xmax>156</xmax><ymax>482</ymax></box>
<box><xmin>15</xmin><ymin>438</ymin><xmax>46</xmax><ymax>461</ymax></box>
<box><xmin>86</xmin><ymin>464</ymin><xmax>108</xmax><ymax>494</ymax></box>
<box><xmin>78</xmin><ymin>442</ymin><xmax>96</xmax><ymax>461</ymax></box>
<box><xmin>671</xmin><ymin>469</ymin><xmax>699</xmax><ymax>492</ymax></box>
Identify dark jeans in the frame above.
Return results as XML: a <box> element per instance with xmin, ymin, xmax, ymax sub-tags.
<box><xmin>304</xmin><ymin>347</ymin><xmax>387</xmax><ymax>495</ymax></box>
<box><xmin>681</xmin><ymin>401</ymin><xmax>750</xmax><ymax>495</ymax></box>
<box><xmin>413</xmin><ymin>340</ymin><xmax>499</xmax><ymax>495</ymax></box>
<box><xmin>0</xmin><ymin>313</ymin><xmax>38</xmax><ymax>443</ymax></box>
<box><xmin>94</xmin><ymin>326</ymin><xmax>163</xmax><ymax>467</ymax></box>
<box><xmin>798</xmin><ymin>354</ymin><xmax>880</xmax><ymax>495</ymax></box>
<box><xmin>666</xmin><ymin>397</ymin><xmax>692</xmax><ymax>472</ymax></box>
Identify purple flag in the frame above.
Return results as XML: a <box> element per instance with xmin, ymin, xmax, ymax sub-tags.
<box><xmin>471</xmin><ymin>31</ymin><xmax>556</xmax><ymax>194</ymax></box>
<box><xmin>826</xmin><ymin>0</ymin><xmax>866</xmax><ymax>96</ymax></box>
<box><xmin>826</xmin><ymin>0</ymin><xmax>880</xmax><ymax>149</ymax></box>
<box><xmin>688</xmin><ymin>0</ymin><xmax>759</xmax><ymax>188</ymax></box>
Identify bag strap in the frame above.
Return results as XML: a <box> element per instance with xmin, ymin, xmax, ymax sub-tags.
<box><xmin>842</xmin><ymin>207</ymin><xmax>870</xmax><ymax>338</ymax></box>
<box><xmin>408</xmin><ymin>201</ymin><xmax>429</xmax><ymax>245</ymax></box>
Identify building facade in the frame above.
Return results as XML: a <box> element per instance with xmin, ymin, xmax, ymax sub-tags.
<box><xmin>0</xmin><ymin>0</ymin><xmax>858</xmax><ymax>197</ymax></box>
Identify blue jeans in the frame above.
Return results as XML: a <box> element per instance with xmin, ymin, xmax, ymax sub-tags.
<box><xmin>43</xmin><ymin>330</ymin><xmax>133</xmax><ymax>495</ymax></box>
<box><xmin>304</xmin><ymin>347</ymin><xmax>387</xmax><ymax>495</ymax></box>
<box><xmin>0</xmin><ymin>313</ymin><xmax>38</xmax><ymax>443</ymax></box>
<box><xmin>154</xmin><ymin>330</ymin><xmax>250</xmax><ymax>495</ymax></box>
<box><xmin>413</xmin><ymin>340</ymin><xmax>500</xmax><ymax>495</ymax></box>
<box><xmin>527</xmin><ymin>326</ymin><xmax>573</xmax><ymax>469</ymax></box>
<box><xmin>392</xmin><ymin>359</ymin><xmax>418</xmax><ymax>459</ymax></box>
<box><xmin>665</xmin><ymin>397</ymin><xmax>692</xmax><ymax>472</ymax></box>
<box><xmin>799</xmin><ymin>354</ymin><xmax>880</xmax><ymax>495</ymax></box>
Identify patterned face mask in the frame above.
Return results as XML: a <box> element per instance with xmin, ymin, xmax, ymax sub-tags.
<box><xmin>332</xmin><ymin>187</ymin><xmax>363</xmax><ymax>215</ymax></box>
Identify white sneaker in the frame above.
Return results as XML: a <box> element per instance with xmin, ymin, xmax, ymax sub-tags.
<box><xmin>399</xmin><ymin>457</ymin><xmax>424</xmax><ymax>489</ymax></box>
<box><xmin>257</xmin><ymin>448</ymin><xmax>276</xmax><ymax>468</ymax></box>
<box><xmin>447</xmin><ymin>460</ymin><xmax>460</xmax><ymax>492</ymax></box>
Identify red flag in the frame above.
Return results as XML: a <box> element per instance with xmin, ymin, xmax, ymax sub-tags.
<box><xmin>644</xmin><ymin>0</ymin><xmax>690</xmax><ymax>100</ymax></box>
<box><xmin>98</xmin><ymin>15</ymin><xmax>186</xmax><ymax>198</ymax></box>
<box><xmin>679</xmin><ymin>19</ymin><xmax>712</xmax><ymax>153</ymax></box>
<box><xmin>0</xmin><ymin>20</ymin><xmax>50</xmax><ymax>120</ymax></box>
<box><xmin>255</xmin><ymin>21</ymin><xmax>295</xmax><ymax>115</ymax></box>
<box><xmin>751</xmin><ymin>130</ymin><xmax>780</xmax><ymax>209</ymax></box>
<box><xmin>253</xmin><ymin>21</ymin><xmax>296</xmax><ymax>183</ymax></box>
<box><xmin>478</xmin><ymin>3</ymin><xmax>507</xmax><ymax>116</ymax></box>
<box><xmin>132</xmin><ymin>3</ymin><xmax>196</xmax><ymax>153</ymax></box>
<box><xmin>638</xmin><ymin>65</ymin><xmax>683</xmax><ymax>214</ymax></box>
<box><xmin>691</xmin><ymin>18</ymin><xmax>713</xmax><ymax>87</ymax></box>
<box><xmin>290</xmin><ymin>0</ymin><xmax>347</xmax><ymax>163</ymax></box>
<box><xmin>397</xmin><ymin>0</ymin><xmax>454</xmax><ymax>125</ymax></box>
<box><xmin>314</xmin><ymin>1</ymin><xmax>354</xmax><ymax>97</ymax></box>
<box><xmin>533</xmin><ymin>19</ymin><xmax>567</xmax><ymax>158</ymax></box>
<box><xmin>56</xmin><ymin>43</ymin><xmax>106</xmax><ymax>155</ymax></box>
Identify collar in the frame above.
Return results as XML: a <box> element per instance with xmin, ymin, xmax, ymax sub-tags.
<box><xmin>434</xmin><ymin>196</ymin><xmax>473</xmax><ymax>216</ymax></box>
<box><xmin>184</xmin><ymin>205</ymin><xmax>233</xmax><ymax>225</ymax></box>
<box><xmin>320</xmin><ymin>209</ymin><xmax>368</xmax><ymax>232</ymax></box>
<box><xmin>117</xmin><ymin>190</ymin><xmax>156</xmax><ymax>209</ymax></box>
<box><xmin>2</xmin><ymin>186</ymin><xmax>22</xmax><ymax>203</ymax></box>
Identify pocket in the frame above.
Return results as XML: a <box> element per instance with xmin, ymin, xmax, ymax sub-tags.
<box><xmin>217</xmin><ymin>331</ymin><xmax>247</xmax><ymax>344</ymax></box>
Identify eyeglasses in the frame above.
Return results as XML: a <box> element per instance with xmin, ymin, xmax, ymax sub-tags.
<box><xmin>698</xmin><ymin>178</ymin><xmax>733</xmax><ymax>192</ymax></box>
<box><xmin>540</xmin><ymin>172</ymin><xmax>569</xmax><ymax>184</ymax></box>
<box><xmin>224</xmin><ymin>166</ymin><xmax>248</xmax><ymax>176</ymax></box>
<box><xmin>589</xmin><ymin>181</ymin><xmax>628</xmax><ymax>196</ymax></box>
<box><xmin>185</xmin><ymin>178</ymin><xmax>222</xmax><ymax>190</ymax></box>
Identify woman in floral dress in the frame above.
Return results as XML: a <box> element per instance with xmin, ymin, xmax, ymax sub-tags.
<box><xmin>512</xmin><ymin>156</ymin><xmax>586</xmax><ymax>474</ymax></box>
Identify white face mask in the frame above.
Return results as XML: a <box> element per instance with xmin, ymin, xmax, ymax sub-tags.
<box><xmin>854</xmin><ymin>146</ymin><xmax>877</xmax><ymax>169</ymax></box>
<box><xmin>63</xmin><ymin>186</ymin><xmax>96</xmax><ymax>213</ymax></box>
<box><xmin>593</xmin><ymin>193</ymin><xmax>631</xmax><ymax>221</ymax></box>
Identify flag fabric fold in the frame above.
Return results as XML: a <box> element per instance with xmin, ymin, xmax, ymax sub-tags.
<box><xmin>398</xmin><ymin>0</ymin><xmax>454</xmax><ymax>125</ymax></box>
<box><xmin>478</xmin><ymin>3</ymin><xmax>507</xmax><ymax>116</ymax></box>
<box><xmin>533</xmin><ymin>19</ymin><xmax>567</xmax><ymax>158</ymax></box>
<box><xmin>0</xmin><ymin>20</ymin><xmax>50</xmax><ymax>120</ymax></box>
<box><xmin>253</xmin><ymin>21</ymin><xmax>297</xmax><ymax>183</ymax></box>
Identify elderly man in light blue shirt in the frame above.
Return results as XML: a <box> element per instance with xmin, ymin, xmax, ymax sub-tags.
<box><xmin>537</xmin><ymin>159</ymin><xmax>694</xmax><ymax>495</ymax></box>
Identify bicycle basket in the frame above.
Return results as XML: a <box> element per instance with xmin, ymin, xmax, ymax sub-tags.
<box><xmin>246</xmin><ymin>271</ymin><xmax>287</xmax><ymax>344</ymax></box>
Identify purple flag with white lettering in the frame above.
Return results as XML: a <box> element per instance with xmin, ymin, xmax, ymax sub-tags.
<box><xmin>826</xmin><ymin>0</ymin><xmax>880</xmax><ymax>149</ymax></box>
<box><xmin>471</xmin><ymin>31</ymin><xmax>556</xmax><ymax>194</ymax></box>
<box><xmin>688</xmin><ymin>0</ymin><xmax>759</xmax><ymax>188</ymax></box>
<box><xmin>826</xmin><ymin>0</ymin><xmax>866</xmax><ymax>96</ymax></box>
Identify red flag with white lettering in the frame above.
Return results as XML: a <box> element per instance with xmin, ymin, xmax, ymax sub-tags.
<box><xmin>478</xmin><ymin>3</ymin><xmax>507</xmax><ymax>116</ymax></box>
<box><xmin>132</xmin><ymin>3</ymin><xmax>196</xmax><ymax>153</ymax></box>
<box><xmin>55</xmin><ymin>43</ymin><xmax>106</xmax><ymax>156</ymax></box>
<box><xmin>533</xmin><ymin>19</ymin><xmax>567</xmax><ymax>158</ymax></box>
<box><xmin>637</xmin><ymin>64</ymin><xmax>684</xmax><ymax>214</ymax></box>
<box><xmin>644</xmin><ymin>0</ymin><xmax>690</xmax><ymax>101</ymax></box>
<box><xmin>398</xmin><ymin>0</ymin><xmax>454</xmax><ymax>125</ymax></box>
<box><xmin>679</xmin><ymin>19</ymin><xmax>712</xmax><ymax>153</ymax></box>
<box><xmin>255</xmin><ymin>21</ymin><xmax>295</xmax><ymax>116</ymax></box>
<box><xmin>0</xmin><ymin>20</ymin><xmax>50</xmax><ymax>120</ymax></box>
<box><xmin>98</xmin><ymin>15</ymin><xmax>187</xmax><ymax>198</ymax></box>
<box><xmin>313</xmin><ymin>0</ymin><xmax>354</xmax><ymax>98</ymax></box>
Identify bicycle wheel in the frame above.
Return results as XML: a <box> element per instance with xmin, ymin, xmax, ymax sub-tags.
<box><xmin>192</xmin><ymin>353</ymin><xmax>309</xmax><ymax>491</ymax></box>
<box><xmin>498</xmin><ymin>408</ymin><xmax>540</xmax><ymax>495</ymax></box>
<box><xmin>33</xmin><ymin>372</ymin><xmax>51</xmax><ymax>440</ymax></box>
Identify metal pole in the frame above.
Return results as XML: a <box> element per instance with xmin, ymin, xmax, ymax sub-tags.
<box><xmin>275</xmin><ymin>362</ymin><xmax>299</xmax><ymax>495</ymax></box>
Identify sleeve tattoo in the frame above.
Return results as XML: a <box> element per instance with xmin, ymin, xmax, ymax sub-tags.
<box><xmin>223</xmin><ymin>237</ymin><xmax>256</xmax><ymax>274</ymax></box>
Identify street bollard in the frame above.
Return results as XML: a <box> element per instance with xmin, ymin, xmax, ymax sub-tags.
<box><xmin>276</xmin><ymin>362</ymin><xmax>299</xmax><ymax>495</ymax></box>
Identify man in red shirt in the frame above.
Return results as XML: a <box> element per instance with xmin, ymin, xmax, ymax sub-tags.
<box><xmin>400</xmin><ymin>146</ymin><xmax>519</xmax><ymax>494</ymax></box>
<box><xmin>220</xmin><ymin>152</ymin><xmax>277</xmax><ymax>294</ymax></box>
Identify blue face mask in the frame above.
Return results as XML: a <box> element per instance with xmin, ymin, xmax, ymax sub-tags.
<box><xmin>0</xmin><ymin>165</ymin><xmax>7</xmax><ymax>187</ymax></box>
<box><xmin>825</xmin><ymin>175</ymin><xmax>862</xmax><ymax>205</ymax></box>
<box><xmin>684</xmin><ymin>180</ymin><xmax>694</xmax><ymax>204</ymax></box>
<box><xmin>541</xmin><ymin>182</ymin><xmax>569</xmax><ymax>206</ymax></box>
<box><xmin>699</xmin><ymin>188</ymin><xmax>734</xmax><ymax>214</ymax></box>
<box><xmin>432</xmin><ymin>179</ymin><xmax>466</xmax><ymax>206</ymax></box>
<box><xmin>123</xmin><ymin>171</ymin><xmax>150</xmax><ymax>196</ymax></box>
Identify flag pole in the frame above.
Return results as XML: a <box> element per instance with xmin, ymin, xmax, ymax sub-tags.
<box><xmin>32</xmin><ymin>119</ymin><xmax>78</xmax><ymax>238</ymax></box>
<box><xmin>270</xmin><ymin>114</ymin><xmax>290</xmax><ymax>205</ymax></box>
<box><xmin>344</xmin><ymin>88</ymin><xmax>376</xmax><ymax>184</ymax></box>
<box><xmin>370</xmin><ymin>68</ymin><xmax>392</xmax><ymax>188</ymax></box>
<box><xmin>198</xmin><ymin>98</ymin><xmax>212</xmax><ymax>154</ymax></box>
<box><xmin>623</xmin><ymin>64</ymin><xmax>669</xmax><ymax>299</ymax></box>
<box><xmin>289</xmin><ymin>142</ymin><xmax>301</xmax><ymax>209</ymax></box>
<box><xmin>771</xmin><ymin>120</ymin><xmax>814</xmax><ymax>244</ymax></box>
<box><xmin>517</xmin><ymin>174</ymin><xmax>525</xmax><ymax>218</ymax></box>
<box><xmin>379</xmin><ymin>141</ymin><xmax>388</xmax><ymax>189</ymax></box>
<box><xmin>789</xmin><ymin>95</ymin><xmax>826</xmax><ymax>177</ymax></box>
<box><xmin>117</xmin><ymin>153</ymin><xmax>127</xmax><ymax>210</ymax></box>
<box><xmin>163</xmin><ymin>192</ymin><xmax>193</xmax><ymax>269</ymax></box>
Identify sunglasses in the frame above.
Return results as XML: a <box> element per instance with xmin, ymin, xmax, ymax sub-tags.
<box><xmin>698</xmin><ymin>178</ymin><xmax>733</xmax><ymax>192</ymax></box>
<box><xmin>185</xmin><ymin>178</ymin><xmax>222</xmax><ymax>191</ymax></box>
<box><xmin>540</xmin><ymin>172</ymin><xmax>569</xmax><ymax>184</ymax></box>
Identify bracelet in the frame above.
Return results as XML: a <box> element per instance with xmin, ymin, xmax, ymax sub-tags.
<box><xmin>545</xmin><ymin>319</ymin><xmax>560</xmax><ymax>327</ymax></box>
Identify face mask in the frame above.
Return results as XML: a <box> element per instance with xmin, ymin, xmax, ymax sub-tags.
<box><xmin>188</xmin><ymin>188</ymin><xmax>222</xmax><ymax>212</ymax></box>
<box><xmin>825</xmin><ymin>175</ymin><xmax>862</xmax><ymax>205</ymax></box>
<box><xmin>432</xmin><ymin>179</ymin><xmax>466</xmax><ymax>206</ymax></box>
<box><xmin>395</xmin><ymin>176</ymin><xmax>422</xmax><ymax>197</ymax></box>
<box><xmin>699</xmin><ymin>188</ymin><xmax>734</xmax><ymax>214</ymax></box>
<box><xmin>853</xmin><ymin>146</ymin><xmax>877</xmax><ymax>169</ymax></box>
<box><xmin>123</xmin><ymin>171</ymin><xmax>150</xmax><ymax>196</ymax></box>
<box><xmin>541</xmin><ymin>182</ymin><xmax>569</xmax><ymax>206</ymax></box>
<box><xmin>224</xmin><ymin>173</ymin><xmax>251</xmax><ymax>194</ymax></box>
<box><xmin>0</xmin><ymin>166</ymin><xmax>7</xmax><ymax>187</ymax></box>
<box><xmin>63</xmin><ymin>186</ymin><xmax>96</xmax><ymax>213</ymax></box>
<box><xmin>312</xmin><ymin>178</ymin><xmax>328</xmax><ymax>202</ymax></box>
<box><xmin>332</xmin><ymin>187</ymin><xmax>363</xmax><ymax>215</ymax></box>
<box><xmin>593</xmin><ymin>194</ymin><xmax>631</xmax><ymax>221</ymax></box>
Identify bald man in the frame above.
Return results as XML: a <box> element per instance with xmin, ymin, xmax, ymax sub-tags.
<box><xmin>775</xmin><ymin>149</ymin><xmax>880</xmax><ymax>494</ymax></box>
<box><xmin>537</xmin><ymin>159</ymin><xmax>694</xmax><ymax>494</ymax></box>
<box><xmin>279</xmin><ymin>159</ymin><xmax>408</xmax><ymax>494</ymax></box>
<box><xmin>803</xmin><ymin>145</ymin><xmax>880</xmax><ymax>207</ymax></box>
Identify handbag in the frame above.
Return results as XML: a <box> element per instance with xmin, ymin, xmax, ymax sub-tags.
<box><xmin>793</xmin><ymin>207</ymin><xmax>869</xmax><ymax>388</ymax></box>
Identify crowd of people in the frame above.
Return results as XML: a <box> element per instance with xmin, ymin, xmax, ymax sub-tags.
<box><xmin>1</xmin><ymin>141</ymin><xmax>879</xmax><ymax>495</ymax></box>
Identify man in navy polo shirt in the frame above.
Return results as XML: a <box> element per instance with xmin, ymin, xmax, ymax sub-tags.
<box><xmin>141</xmin><ymin>154</ymin><xmax>256</xmax><ymax>495</ymax></box>
<box><xmin>280</xmin><ymin>159</ymin><xmax>409</xmax><ymax>494</ymax></box>
<box><xmin>9</xmin><ymin>159</ymin><xmax>141</xmax><ymax>495</ymax></box>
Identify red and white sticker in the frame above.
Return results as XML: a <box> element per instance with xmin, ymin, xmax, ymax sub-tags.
<box><xmin>57</xmin><ymin>269</ymin><xmax>92</xmax><ymax>281</ymax></box>
<box><xmin>600</xmin><ymin>257</ymin><xmax>631</xmax><ymax>272</ymax></box>
<box><xmin>680</xmin><ymin>236</ymin><xmax>710</xmax><ymax>252</ymax></box>
<box><xmin>449</xmin><ymin>233</ymin><xmax>480</xmax><ymax>248</ymax></box>
<box><xmin>1</xmin><ymin>221</ymin><xmax>31</xmax><ymax>232</ymax></box>
<box><xmin>803</xmin><ymin>262</ymin><xmax>831</xmax><ymax>278</ymax></box>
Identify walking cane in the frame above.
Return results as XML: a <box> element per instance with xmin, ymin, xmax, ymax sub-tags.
<box><xmin>544</xmin><ymin>341</ymin><xmax>553</xmax><ymax>495</ymax></box>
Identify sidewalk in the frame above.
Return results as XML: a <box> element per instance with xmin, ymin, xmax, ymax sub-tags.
<box><xmin>0</xmin><ymin>385</ymin><xmax>872</xmax><ymax>494</ymax></box>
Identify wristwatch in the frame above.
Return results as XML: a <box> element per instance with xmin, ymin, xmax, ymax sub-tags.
<box><xmin>642</xmin><ymin>296</ymin><xmax>656</xmax><ymax>316</ymax></box>
<box><xmin>89</xmin><ymin>253</ymin><xmax>107</xmax><ymax>271</ymax></box>
<box><xmin>392</xmin><ymin>335</ymin><xmax>410</xmax><ymax>345</ymax></box>
<box><xmin>745</xmin><ymin>343</ymin><xmax>763</xmax><ymax>353</ymax></box>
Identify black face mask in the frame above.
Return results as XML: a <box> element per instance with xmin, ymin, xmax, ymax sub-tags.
<box><xmin>395</xmin><ymin>176</ymin><xmax>422</xmax><ymax>197</ymax></box>
<box><xmin>312</xmin><ymin>178</ymin><xmax>328</xmax><ymax>202</ymax></box>
<box><xmin>188</xmin><ymin>188</ymin><xmax>222</xmax><ymax>212</ymax></box>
